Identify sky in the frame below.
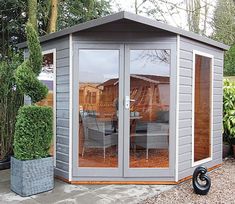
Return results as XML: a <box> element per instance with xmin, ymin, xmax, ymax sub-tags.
<box><xmin>110</xmin><ymin>0</ymin><xmax>216</xmax><ymax>35</ymax></box>
<box><xmin>78</xmin><ymin>50</ymin><xmax>170</xmax><ymax>83</ymax></box>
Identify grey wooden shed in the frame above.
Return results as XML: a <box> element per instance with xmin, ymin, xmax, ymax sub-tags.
<box><xmin>19</xmin><ymin>11</ymin><xmax>229</xmax><ymax>184</ymax></box>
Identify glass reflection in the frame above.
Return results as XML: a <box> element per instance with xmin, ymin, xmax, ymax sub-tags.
<box><xmin>78</xmin><ymin>50</ymin><xmax>119</xmax><ymax>168</ymax></box>
<box><xmin>194</xmin><ymin>55</ymin><xmax>211</xmax><ymax>162</ymax></box>
<box><xmin>129</xmin><ymin>50</ymin><xmax>170</xmax><ymax>168</ymax></box>
<box><xmin>37</xmin><ymin>52</ymin><xmax>55</xmax><ymax>156</ymax></box>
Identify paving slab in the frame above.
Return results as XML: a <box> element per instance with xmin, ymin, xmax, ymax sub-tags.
<box><xmin>0</xmin><ymin>169</ymin><xmax>174</xmax><ymax>204</ymax></box>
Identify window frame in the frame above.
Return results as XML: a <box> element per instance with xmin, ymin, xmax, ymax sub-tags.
<box><xmin>191</xmin><ymin>50</ymin><xmax>214</xmax><ymax>167</ymax></box>
<box><xmin>42</xmin><ymin>48</ymin><xmax>57</xmax><ymax>166</ymax></box>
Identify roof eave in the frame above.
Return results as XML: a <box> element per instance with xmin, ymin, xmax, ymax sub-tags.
<box><xmin>17</xmin><ymin>11</ymin><xmax>229</xmax><ymax>51</ymax></box>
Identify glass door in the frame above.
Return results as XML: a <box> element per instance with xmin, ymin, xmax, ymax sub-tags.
<box><xmin>73</xmin><ymin>44</ymin><xmax>124</xmax><ymax>177</ymax></box>
<box><xmin>123</xmin><ymin>44</ymin><xmax>175</xmax><ymax>177</ymax></box>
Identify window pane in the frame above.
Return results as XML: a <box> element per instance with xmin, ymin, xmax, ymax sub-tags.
<box><xmin>194</xmin><ymin>54</ymin><xmax>211</xmax><ymax>162</ymax></box>
<box><xmin>37</xmin><ymin>52</ymin><xmax>55</xmax><ymax>156</ymax></box>
<box><xmin>129</xmin><ymin>50</ymin><xmax>170</xmax><ymax>168</ymax></box>
<box><xmin>78</xmin><ymin>50</ymin><xmax>119</xmax><ymax>168</ymax></box>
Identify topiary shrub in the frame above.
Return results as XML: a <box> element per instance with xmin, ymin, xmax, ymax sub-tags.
<box><xmin>13</xmin><ymin>22</ymin><xmax>52</xmax><ymax>161</ymax></box>
<box><xmin>15</xmin><ymin>61</ymin><xmax>48</xmax><ymax>103</ymax></box>
<box><xmin>14</xmin><ymin>106</ymin><xmax>53</xmax><ymax>160</ymax></box>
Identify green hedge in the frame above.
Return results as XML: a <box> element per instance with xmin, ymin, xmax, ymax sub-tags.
<box><xmin>14</xmin><ymin>105</ymin><xmax>53</xmax><ymax>160</ymax></box>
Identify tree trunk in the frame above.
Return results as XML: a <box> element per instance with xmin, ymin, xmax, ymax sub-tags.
<box><xmin>47</xmin><ymin>0</ymin><xmax>58</xmax><ymax>33</ymax></box>
<box><xmin>28</xmin><ymin>0</ymin><xmax>38</xmax><ymax>30</ymax></box>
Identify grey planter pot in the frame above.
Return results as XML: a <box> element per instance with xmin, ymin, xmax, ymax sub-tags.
<box><xmin>11</xmin><ymin>156</ymin><xmax>54</xmax><ymax>197</ymax></box>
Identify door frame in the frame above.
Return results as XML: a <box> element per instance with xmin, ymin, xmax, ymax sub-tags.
<box><xmin>72</xmin><ymin>43</ymin><xmax>124</xmax><ymax>177</ymax></box>
<box><xmin>123</xmin><ymin>43</ymin><xmax>176</xmax><ymax>178</ymax></box>
<box><xmin>72</xmin><ymin>42</ymin><xmax>177</xmax><ymax>178</ymax></box>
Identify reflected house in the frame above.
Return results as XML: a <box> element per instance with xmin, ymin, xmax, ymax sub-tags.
<box><xmin>79</xmin><ymin>83</ymin><xmax>101</xmax><ymax>114</ymax></box>
<box><xmin>37</xmin><ymin>80</ymin><xmax>53</xmax><ymax>107</ymax></box>
<box><xmin>89</xmin><ymin>74</ymin><xmax>170</xmax><ymax>122</ymax></box>
<box><xmin>37</xmin><ymin>52</ymin><xmax>54</xmax><ymax>108</ymax></box>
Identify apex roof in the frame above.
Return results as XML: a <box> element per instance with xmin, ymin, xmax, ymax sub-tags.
<box><xmin>18</xmin><ymin>11</ymin><xmax>229</xmax><ymax>50</ymax></box>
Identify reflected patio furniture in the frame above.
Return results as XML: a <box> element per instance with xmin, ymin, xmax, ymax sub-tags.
<box><xmin>81</xmin><ymin>114</ymin><xmax>118</xmax><ymax>160</ymax></box>
<box><xmin>133</xmin><ymin>122</ymin><xmax>169</xmax><ymax>160</ymax></box>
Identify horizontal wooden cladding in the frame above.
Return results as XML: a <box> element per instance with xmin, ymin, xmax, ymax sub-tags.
<box><xmin>180</xmin><ymin>59</ymin><xmax>192</xmax><ymax>70</ymax></box>
<box><xmin>214</xmin><ymin>65</ymin><xmax>223</xmax><ymax>74</ymax></box>
<box><xmin>57</xmin><ymin>135</ymin><xmax>69</xmax><ymax>146</ymax></box>
<box><xmin>56</xmin><ymin>160</ymin><xmax>69</xmax><ymax>172</ymax></box>
<box><xmin>57</xmin><ymin>75</ymin><xmax>69</xmax><ymax>84</ymax></box>
<box><xmin>57</xmin><ymin>127</ymin><xmax>69</xmax><ymax>136</ymax></box>
<box><xmin>179</xmin><ymin>152</ymin><xmax>191</xmax><ymax>163</ymax></box>
<box><xmin>213</xmin><ymin>123</ymin><xmax>222</xmax><ymax>131</ymax></box>
<box><xmin>57</xmin><ymin>143</ymin><xmax>69</xmax><ymax>155</ymax></box>
<box><xmin>179</xmin><ymin>119</ymin><xmax>192</xmax><ymax>129</ymax></box>
<box><xmin>54</xmin><ymin>168</ymin><xmax>69</xmax><ymax>180</ymax></box>
<box><xmin>179</xmin><ymin>111</ymin><xmax>191</xmax><ymax>120</ymax></box>
<box><xmin>41</xmin><ymin>36</ymin><xmax>69</xmax><ymax>51</ymax></box>
<box><xmin>57</xmin><ymin>101</ymin><xmax>69</xmax><ymax>110</ymax></box>
<box><xmin>56</xmin><ymin>152</ymin><xmax>69</xmax><ymax>163</ymax></box>
<box><xmin>179</xmin><ymin>94</ymin><xmax>192</xmax><ymax>103</ymax></box>
<box><xmin>214</xmin><ymin>73</ymin><xmax>223</xmax><ymax>81</ymax></box>
<box><xmin>179</xmin><ymin>68</ymin><xmax>192</xmax><ymax>78</ymax></box>
<box><xmin>179</xmin><ymin>85</ymin><xmax>192</xmax><ymax>95</ymax></box>
<box><xmin>179</xmin><ymin>127</ymin><xmax>192</xmax><ymax>137</ymax></box>
<box><xmin>57</xmin><ymin>110</ymin><xmax>69</xmax><ymax>119</ymax></box>
<box><xmin>57</xmin><ymin>92</ymin><xmax>69</xmax><ymax>102</ymax></box>
<box><xmin>179</xmin><ymin>103</ymin><xmax>191</xmax><ymax>111</ymax></box>
<box><xmin>178</xmin><ymin>158</ymin><xmax>222</xmax><ymax>179</ymax></box>
<box><xmin>179</xmin><ymin>136</ymin><xmax>191</xmax><ymax>146</ymax></box>
<box><xmin>57</xmin><ymin>84</ymin><xmax>69</xmax><ymax>93</ymax></box>
<box><xmin>178</xmin><ymin>163</ymin><xmax>222</xmax><ymax>184</ymax></box>
<box><xmin>180</xmin><ymin>49</ymin><xmax>192</xmax><ymax>60</ymax></box>
<box><xmin>56</xmin><ymin>48</ymin><xmax>69</xmax><ymax>59</ymax></box>
<box><xmin>180</xmin><ymin>37</ymin><xmax>224</xmax><ymax>60</ymax></box>
<box><xmin>179</xmin><ymin>144</ymin><xmax>191</xmax><ymax>155</ymax></box>
<box><xmin>57</xmin><ymin>118</ymin><xmax>69</xmax><ymax>128</ymax></box>
<box><xmin>57</xmin><ymin>67</ymin><xmax>69</xmax><ymax>76</ymax></box>
<box><xmin>179</xmin><ymin>77</ymin><xmax>192</xmax><ymax>86</ymax></box>
<box><xmin>214</xmin><ymin>137</ymin><xmax>222</xmax><ymax>145</ymax></box>
<box><xmin>57</xmin><ymin>57</ymin><xmax>69</xmax><ymax>67</ymax></box>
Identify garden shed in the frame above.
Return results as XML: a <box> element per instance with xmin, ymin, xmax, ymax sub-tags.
<box><xmin>18</xmin><ymin>11</ymin><xmax>229</xmax><ymax>184</ymax></box>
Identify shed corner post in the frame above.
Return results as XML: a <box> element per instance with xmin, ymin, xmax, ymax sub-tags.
<box><xmin>175</xmin><ymin>34</ymin><xmax>180</xmax><ymax>182</ymax></box>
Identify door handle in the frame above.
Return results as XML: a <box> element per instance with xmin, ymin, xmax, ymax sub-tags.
<box><xmin>125</xmin><ymin>96</ymin><xmax>130</xmax><ymax>109</ymax></box>
<box><xmin>125</xmin><ymin>96</ymin><xmax>135</xmax><ymax>109</ymax></box>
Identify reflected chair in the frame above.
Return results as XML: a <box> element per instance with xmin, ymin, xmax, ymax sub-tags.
<box><xmin>134</xmin><ymin>122</ymin><xmax>169</xmax><ymax>160</ymax></box>
<box><xmin>81</xmin><ymin>114</ymin><xmax>117</xmax><ymax>160</ymax></box>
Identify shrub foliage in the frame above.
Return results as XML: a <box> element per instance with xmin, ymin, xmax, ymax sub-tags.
<box><xmin>14</xmin><ymin>22</ymin><xmax>52</xmax><ymax>160</ymax></box>
<box><xmin>0</xmin><ymin>57</ymin><xmax>24</xmax><ymax>160</ymax></box>
<box><xmin>14</xmin><ymin>106</ymin><xmax>53</xmax><ymax>160</ymax></box>
<box><xmin>15</xmin><ymin>23</ymin><xmax>48</xmax><ymax>103</ymax></box>
<box><xmin>15</xmin><ymin>61</ymin><xmax>48</xmax><ymax>103</ymax></box>
<box><xmin>223</xmin><ymin>79</ymin><xmax>235</xmax><ymax>143</ymax></box>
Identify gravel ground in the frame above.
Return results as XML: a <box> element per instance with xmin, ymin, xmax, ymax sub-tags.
<box><xmin>142</xmin><ymin>158</ymin><xmax>235</xmax><ymax>204</ymax></box>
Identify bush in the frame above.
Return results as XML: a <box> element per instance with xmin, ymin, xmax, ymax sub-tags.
<box><xmin>14</xmin><ymin>105</ymin><xmax>53</xmax><ymax>160</ymax></box>
<box><xmin>0</xmin><ymin>55</ymin><xmax>24</xmax><ymax>160</ymax></box>
<box><xmin>223</xmin><ymin>79</ymin><xmax>235</xmax><ymax>144</ymax></box>
<box><xmin>15</xmin><ymin>61</ymin><xmax>48</xmax><ymax>103</ymax></box>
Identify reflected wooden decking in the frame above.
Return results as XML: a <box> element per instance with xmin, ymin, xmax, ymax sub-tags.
<box><xmin>78</xmin><ymin>147</ymin><xmax>169</xmax><ymax>168</ymax></box>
